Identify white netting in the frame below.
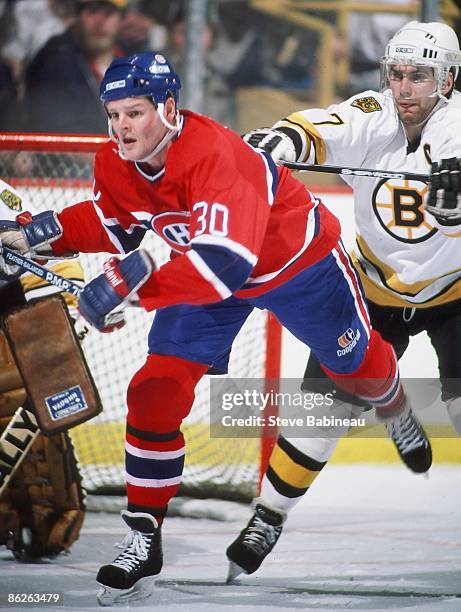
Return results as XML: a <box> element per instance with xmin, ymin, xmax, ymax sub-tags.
<box><xmin>0</xmin><ymin>141</ymin><xmax>278</xmax><ymax>501</ymax></box>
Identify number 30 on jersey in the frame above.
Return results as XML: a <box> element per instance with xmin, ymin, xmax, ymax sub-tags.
<box><xmin>193</xmin><ymin>201</ymin><xmax>229</xmax><ymax>237</ymax></box>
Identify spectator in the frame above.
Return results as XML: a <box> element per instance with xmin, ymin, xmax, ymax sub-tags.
<box><xmin>0</xmin><ymin>1</ymin><xmax>21</xmax><ymax>130</ymax></box>
<box><xmin>1</xmin><ymin>0</ymin><xmax>77</xmax><ymax>90</ymax></box>
<box><xmin>162</xmin><ymin>8</ymin><xmax>237</xmax><ymax>129</ymax></box>
<box><xmin>0</xmin><ymin>62</ymin><xmax>18</xmax><ymax>131</ymax></box>
<box><xmin>117</xmin><ymin>0</ymin><xmax>166</xmax><ymax>55</ymax></box>
<box><xmin>22</xmin><ymin>0</ymin><xmax>126</xmax><ymax>133</ymax></box>
<box><xmin>344</xmin><ymin>0</ymin><xmax>419</xmax><ymax>96</ymax></box>
<box><xmin>203</xmin><ymin>2</ymin><xmax>310</xmax><ymax>91</ymax></box>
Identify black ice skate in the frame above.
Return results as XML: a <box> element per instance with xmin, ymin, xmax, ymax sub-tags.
<box><xmin>96</xmin><ymin>510</ymin><xmax>162</xmax><ymax>606</ymax></box>
<box><xmin>386</xmin><ymin>405</ymin><xmax>432</xmax><ymax>473</ymax></box>
<box><xmin>226</xmin><ymin>500</ymin><xmax>286</xmax><ymax>583</ymax></box>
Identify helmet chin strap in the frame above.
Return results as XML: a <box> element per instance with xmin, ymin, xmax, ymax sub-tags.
<box><xmin>108</xmin><ymin>101</ymin><xmax>182</xmax><ymax>163</ymax></box>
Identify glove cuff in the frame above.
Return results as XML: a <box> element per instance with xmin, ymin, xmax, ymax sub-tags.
<box><xmin>275</xmin><ymin>126</ymin><xmax>305</xmax><ymax>162</ymax></box>
<box><xmin>20</xmin><ymin>211</ymin><xmax>74</xmax><ymax>259</ymax></box>
<box><xmin>119</xmin><ymin>249</ymin><xmax>154</xmax><ymax>299</ymax></box>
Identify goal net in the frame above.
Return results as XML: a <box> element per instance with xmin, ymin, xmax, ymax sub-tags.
<box><xmin>0</xmin><ymin>133</ymin><xmax>282</xmax><ymax>502</ymax></box>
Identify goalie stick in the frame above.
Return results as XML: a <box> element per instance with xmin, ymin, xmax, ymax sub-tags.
<box><xmin>282</xmin><ymin>161</ymin><xmax>430</xmax><ymax>182</ymax></box>
<box><xmin>1</xmin><ymin>246</ymin><xmax>82</xmax><ymax>296</ymax></box>
<box><xmin>0</xmin><ymin>246</ymin><xmax>124</xmax><ymax>330</ymax></box>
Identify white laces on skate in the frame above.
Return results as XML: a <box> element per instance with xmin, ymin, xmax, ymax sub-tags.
<box><xmin>242</xmin><ymin>516</ymin><xmax>281</xmax><ymax>554</ymax></box>
<box><xmin>387</xmin><ymin>411</ymin><xmax>426</xmax><ymax>454</ymax></box>
<box><xmin>112</xmin><ymin>530</ymin><xmax>152</xmax><ymax>572</ymax></box>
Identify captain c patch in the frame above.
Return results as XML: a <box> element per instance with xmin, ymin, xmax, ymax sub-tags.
<box><xmin>351</xmin><ymin>96</ymin><xmax>382</xmax><ymax>113</ymax></box>
<box><xmin>0</xmin><ymin>188</ymin><xmax>22</xmax><ymax>212</ymax></box>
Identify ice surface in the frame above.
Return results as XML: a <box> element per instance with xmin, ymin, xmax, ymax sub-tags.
<box><xmin>1</xmin><ymin>465</ymin><xmax>460</xmax><ymax>611</ymax></box>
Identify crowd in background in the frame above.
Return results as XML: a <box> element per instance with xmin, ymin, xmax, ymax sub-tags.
<box><xmin>0</xmin><ymin>0</ymin><xmax>460</xmax><ymax>135</ymax></box>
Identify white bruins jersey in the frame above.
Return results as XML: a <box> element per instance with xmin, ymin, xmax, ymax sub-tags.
<box><xmin>0</xmin><ymin>178</ymin><xmax>84</xmax><ymax>313</ymax></box>
<box><xmin>276</xmin><ymin>90</ymin><xmax>461</xmax><ymax>308</ymax></box>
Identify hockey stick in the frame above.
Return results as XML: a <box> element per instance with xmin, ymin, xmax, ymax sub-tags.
<box><xmin>1</xmin><ymin>246</ymin><xmax>82</xmax><ymax>296</ymax></box>
<box><xmin>282</xmin><ymin>161</ymin><xmax>430</xmax><ymax>182</ymax></box>
<box><xmin>0</xmin><ymin>246</ymin><xmax>125</xmax><ymax>330</ymax></box>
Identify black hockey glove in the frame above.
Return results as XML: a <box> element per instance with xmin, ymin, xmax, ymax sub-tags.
<box><xmin>426</xmin><ymin>157</ymin><xmax>461</xmax><ymax>225</ymax></box>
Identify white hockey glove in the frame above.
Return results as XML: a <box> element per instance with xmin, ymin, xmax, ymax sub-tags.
<box><xmin>0</xmin><ymin>210</ymin><xmax>65</xmax><ymax>259</ymax></box>
<box><xmin>243</xmin><ymin>128</ymin><xmax>297</xmax><ymax>164</ymax></box>
<box><xmin>426</xmin><ymin>157</ymin><xmax>461</xmax><ymax>225</ymax></box>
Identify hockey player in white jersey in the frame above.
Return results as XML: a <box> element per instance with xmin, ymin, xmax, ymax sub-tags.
<box><xmin>227</xmin><ymin>21</ymin><xmax>461</xmax><ymax>580</ymax></box>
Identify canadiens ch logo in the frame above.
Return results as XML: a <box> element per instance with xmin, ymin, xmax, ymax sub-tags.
<box><xmin>372</xmin><ymin>178</ymin><xmax>436</xmax><ymax>243</ymax></box>
<box><xmin>151</xmin><ymin>211</ymin><xmax>190</xmax><ymax>252</ymax></box>
<box><xmin>0</xmin><ymin>189</ymin><xmax>22</xmax><ymax>211</ymax></box>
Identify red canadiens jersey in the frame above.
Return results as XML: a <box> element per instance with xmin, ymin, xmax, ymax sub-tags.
<box><xmin>54</xmin><ymin>111</ymin><xmax>340</xmax><ymax>311</ymax></box>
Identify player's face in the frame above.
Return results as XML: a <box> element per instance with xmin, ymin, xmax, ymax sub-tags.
<box><xmin>106</xmin><ymin>97</ymin><xmax>169</xmax><ymax>162</ymax></box>
<box><xmin>388</xmin><ymin>64</ymin><xmax>440</xmax><ymax>126</ymax></box>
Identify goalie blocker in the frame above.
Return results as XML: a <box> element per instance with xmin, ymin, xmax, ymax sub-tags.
<box><xmin>2</xmin><ymin>295</ymin><xmax>102</xmax><ymax>434</ymax></box>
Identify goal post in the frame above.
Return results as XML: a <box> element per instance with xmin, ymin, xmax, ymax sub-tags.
<box><xmin>0</xmin><ymin>133</ymin><xmax>282</xmax><ymax>502</ymax></box>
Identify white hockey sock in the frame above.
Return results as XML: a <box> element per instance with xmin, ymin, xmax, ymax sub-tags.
<box><xmin>446</xmin><ymin>397</ymin><xmax>461</xmax><ymax>436</ymax></box>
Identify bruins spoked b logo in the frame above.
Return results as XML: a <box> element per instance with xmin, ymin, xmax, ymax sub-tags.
<box><xmin>0</xmin><ymin>188</ymin><xmax>22</xmax><ymax>211</ymax></box>
<box><xmin>372</xmin><ymin>178</ymin><xmax>436</xmax><ymax>243</ymax></box>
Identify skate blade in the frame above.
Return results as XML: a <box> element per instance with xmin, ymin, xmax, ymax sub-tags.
<box><xmin>97</xmin><ymin>576</ymin><xmax>156</xmax><ymax>606</ymax></box>
<box><xmin>226</xmin><ymin>560</ymin><xmax>246</xmax><ymax>584</ymax></box>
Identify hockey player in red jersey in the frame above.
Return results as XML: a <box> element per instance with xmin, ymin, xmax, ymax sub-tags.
<box><xmin>0</xmin><ymin>52</ymin><xmax>429</xmax><ymax>604</ymax></box>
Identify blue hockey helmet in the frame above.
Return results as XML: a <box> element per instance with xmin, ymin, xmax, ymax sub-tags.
<box><xmin>100</xmin><ymin>52</ymin><xmax>181</xmax><ymax>106</ymax></box>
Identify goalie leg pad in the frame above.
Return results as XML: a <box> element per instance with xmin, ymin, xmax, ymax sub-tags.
<box><xmin>0</xmin><ymin>413</ymin><xmax>86</xmax><ymax>559</ymax></box>
<box><xmin>0</xmin><ymin>329</ymin><xmax>25</xmax><ymax>414</ymax></box>
<box><xmin>0</xmin><ymin>313</ymin><xmax>86</xmax><ymax>559</ymax></box>
<box><xmin>3</xmin><ymin>296</ymin><xmax>102</xmax><ymax>434</ymax></box>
